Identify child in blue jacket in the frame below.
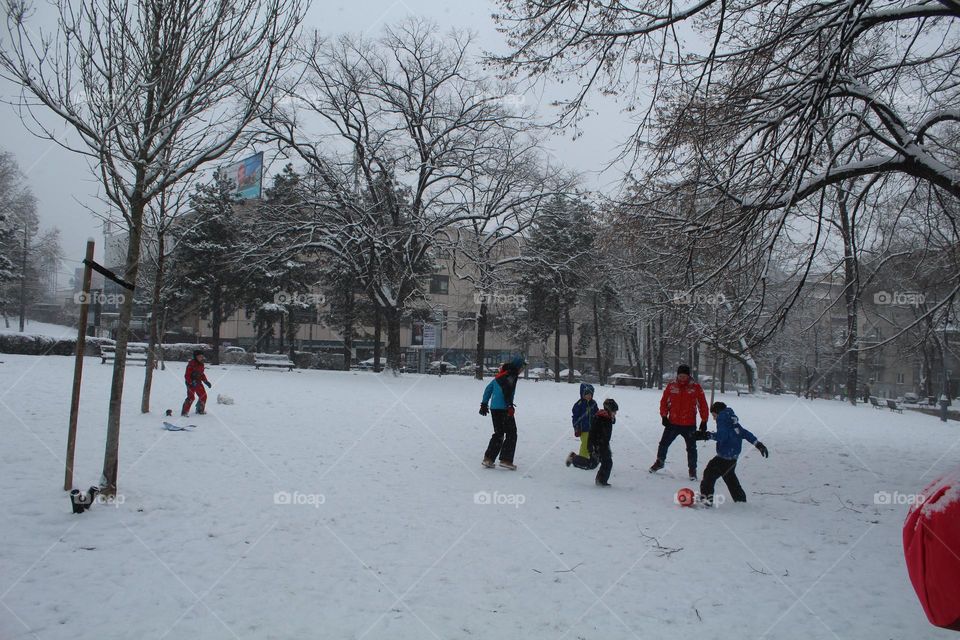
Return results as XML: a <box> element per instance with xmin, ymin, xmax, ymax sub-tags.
<box><xmin>479</xmin><ymin>356</ymin><xmax>525</xmax><ymax>470</ymax></box>
<box><xmin>694</xmin><ymin>401</ymin><xmax>769</xmax><ymax>506</ymax></box>
<box><xmin>571</xmin><ymin>383</ymin><xmax>598</xmax><ymax>458</ymax></box>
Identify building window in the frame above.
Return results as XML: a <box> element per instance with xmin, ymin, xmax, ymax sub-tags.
<box><xmin>896</xmin><ymin>372</ymin><xmax>905</xmax><ymax>384</ymax></box>
<box><xmin>430</xmin><ymin>275</ymin><xmax>449</xmax><ymax>295</ymax></box>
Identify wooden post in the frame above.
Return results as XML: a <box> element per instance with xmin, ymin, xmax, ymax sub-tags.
<box><xmin>65</xmin><ymin>240</ymin><xmax>95</xmax><ymax>490</ymax></box>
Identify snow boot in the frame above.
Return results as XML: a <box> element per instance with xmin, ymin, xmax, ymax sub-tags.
<box><xmin>195</xmin><ymin>401</ymin><xmax>206</xmax><ymax>415</ymax></box>
<box><xmin>688</xmin><ymin>469</ymin><xmax>698</xmax><ymax>481</ymax></box>
<box><xmin>565</xmin><ymin>452</ymin><xmax>575</xmax><ymax>467</ymax></box>
<box><xmin>481</xmin><ymin>458</ymin><xmax>495</xmax><ymax>469</ymax></box>
<box><xmin>499</xmin><ymin>461</ymin><xmax>517</xmax><ymax>470</ymax></box>
<box><xmin>596</xmin><ymin>478</ymin><xmax>611</xmax><ymax>487</ymax></box>
<box><xmin>649</xmin><ymin>460</ymin><xmax>664</xmax><ymax>473</ymax></box>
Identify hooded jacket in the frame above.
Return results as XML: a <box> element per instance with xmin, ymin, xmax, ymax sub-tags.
<box><xmin>706</xmin><ymin>407</ymin><xmax>758</xmax><ymax>459</ymax></box>
<box><xmin>572</xmin><ymin>383</ymin><xmax>598</xmax><ymax>434</ymax></box>
<box><xmin>481</xmin><ymin>358</ymin><xmax>524</xmax><ymax>410</ymax></box>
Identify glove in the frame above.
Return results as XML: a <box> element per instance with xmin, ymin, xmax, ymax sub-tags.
<box><xmin>699</xmin><ymin>420</ymin><xmax>707</xmax><ymax>432</ymax></box>
<box><xmin>479</xmin><ymin>403</ymin><xmax>489</xmax><ymax>416</ymax></box>
<box><xmin>755</xmin><ymin>442</ymin><xmax>769</xmax><ymax>458</ymax></box>
<box><xmin>694</xmin><ymin>430</ymin><xmax>710</xmax><ymax>441</ymax></box>
<box><xmin>507</xmin><ymin>406</ymin><xmax>515</xmax><ymax>417</ymax></box>
<box><xmin>661</xmin><ymin>416</ymin><xmax>670</xmax><ymax>428</ymax></box>
<box><xmin>204</xmin><ymin>381</ymin><xmax>212</xmax><ymax>389</ymax></box>
<box><xmin>574</xmin><ymin>428</ymin><xmax>581</xmax><ymax>438</ymax></box>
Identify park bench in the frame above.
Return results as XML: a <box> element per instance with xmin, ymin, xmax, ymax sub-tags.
<box><xmin>887</xmin><ymin>399</ymin><xmax>903</xmax><ymax>414</ymax></box>
<box><xmin>100</xmin><ymin>344</ymin><xmax>148</xmax><ymax>365</ymax></box>
<box><xmin>869</xmin><ymin>396</ymin><xmax>882</xmax><ymax>409</ymax></box>
<box><xmin>254</xmin><ymin>353</ymin><xmax>295</xmax><ymax>371</ymax></box>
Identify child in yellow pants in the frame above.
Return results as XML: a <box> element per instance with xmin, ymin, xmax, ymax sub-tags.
<box><xmin>571</xmin><ymin>383</ymin><xmax>597</xmax><ymax>458</ymax></box>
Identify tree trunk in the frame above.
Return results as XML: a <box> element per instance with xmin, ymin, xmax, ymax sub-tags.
<box><xmin>287</xmin><ymin>314</ymin><xmax>297</xmax><ymax>362</ymax></box>
<box><xmin>385</xmin><ymin>306</ymin><xmax>402</xmax><ymax>373</ymax></box>
<box><xmin>720</xmin><ymin>355</ymin><xmax>727</xmax><ymax>393</ymax></box>
<box><xmin>592</xmin><ymin>294</ymin><xmax>604</xmax><ymax>384</ymax></box>
<box><xmin>18</xmin><ymin>223</ymin><xmax>28</xmax><ymax>331</ymax></box>
<box><xmin>656</xmin><ymin>313</ymin><xmax>665</xmax><ymax>390</ymax></box>
<box><xmin>277</xmin><ymin>313</ymin><xmax>284</xmax><ymax>354</ymax></box>
<box><xmin>101</xmin><ymin>202</ymin><xmax>145</xmax><ymax>496</ymax></box>
<box><xmin>158</xmin><ymin>305</ymin><xmax>168</xmax><ymax>371</ymax></box>
<box><xmin>838</xmin><ymin>190</ymin><xmax>860</xmax><ymax>406</ymax></box>
<box><xmin>564</xmin><ymin>304</ymin><xmax>575</xmax><ymax>383</ymax></box>
<box><xmin>342</xmin><ymin>287</ymin><xmax>354</xmax><ymax>370</ymax></box>
<box><xmin>211</xmin><ymin>286</ymin><xmax>222</xmax><ymax>364</ymax></box>
<box><xmin>141</xmin><ymin>230</ymin><xmax>165</xmax><ymax>413</ymax></box>
<box><xmin>553</xmin><ymin>308</ymin><xmax>561</xmax><ymax>382</ymax></box>
<box><xmin>475</xmin><ymin>298</ymin><xmax>488</xmax><ymax>379</ymax></box>
<box><xmin>373</xmin><ymin>305</ymin><xmax>382</xmax><ymax>372</ymax></box>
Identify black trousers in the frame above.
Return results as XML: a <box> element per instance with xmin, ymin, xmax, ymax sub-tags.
<box><xmin>571</xmin><ymin>445</ymin><xmax>612</xmax><ymax>484</ymax></box>
<box><xmin>656</xmin><ymin>424</ymin><xmax>698</xmax><ymax>471</ymax></box>
<box><xmin>484</xmin><ymin>410</ymin><xmax>517</xmax><ymax>463</ymax></box>
<box><xmin>700</xmin><ymin>456</ymin><xmax>747</xmax><ymax>503</ymax></box>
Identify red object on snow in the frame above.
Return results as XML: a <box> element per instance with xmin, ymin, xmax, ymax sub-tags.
<box><xmin>676</xmin><ymin>487</ymin><xmax>695</xmax><ymax>507</ymax></box>
<box><xmin>903</xmin><ymin>465</ymin><xmax>960</xmax><ymax>632</ymax></box>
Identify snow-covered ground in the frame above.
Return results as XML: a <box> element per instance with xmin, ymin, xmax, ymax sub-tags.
<box><xmin>1</xmin><ymin>354</ymin><xmax>956</xmax><ymax>639</ymax></box>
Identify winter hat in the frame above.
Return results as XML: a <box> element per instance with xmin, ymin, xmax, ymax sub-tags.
<box><xmin>580</xmin><ymin>383</ymin><xmax>595</xmax><ymax>398</ymax></box>
<box><xmin>677</xmin><ymin>364</ymin><xmax>691</xmax><ymax>376</ymax></box>
<box><xmin>507</xmin><ymin>355</ymin><xmax>526</xmax><ymax>371</ymax></box>
<box><xmin>710</xmin><ymin>401</ymin><xmax>727</xmax><ymax>414</ymax></box>
<box><xmin>603</xmin><ymin>398</ymin><xmax>619</xmax><ymax>412</ymax></box>
<box><xmin>193</xmin><ymin>349</ymin><xmax>204</xmax><ymax>358</ymax></box>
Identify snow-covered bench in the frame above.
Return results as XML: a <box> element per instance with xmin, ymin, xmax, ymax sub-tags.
<box><xmin>100</xmin><ymin>344</ymin><xmax>148</xmax><ymax>365</ymax></box>
<box><xmin>253</xmin><ymin>353</ymin><xmax>294</xmax><ymax>371</ymax></box>
<box><xmin>887</xmin><ymin>399</ymin><xmax>903</xmax><ymax>414</ymax></box>
<box><xmin>869</xmin><ymin>396</ymin><xmax>881</xmax><ymax>409</ymax></box>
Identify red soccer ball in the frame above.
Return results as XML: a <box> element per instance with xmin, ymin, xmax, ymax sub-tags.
<box><xmin>676</xmin><ymin>487</ymin><xmax>696</xmax><ymax>507</ymax></box>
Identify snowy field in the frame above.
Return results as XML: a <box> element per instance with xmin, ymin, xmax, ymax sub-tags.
<box><xmin>1</xmin><ymin>353</ymin><xmax>956</xmax><ymax>640</ymax></box>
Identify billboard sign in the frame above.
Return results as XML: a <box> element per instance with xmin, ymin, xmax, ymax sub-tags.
<box><xmin>219</xmin><ymin>152</ymin><xmax>263</xmax><ymax>199</ymax></box>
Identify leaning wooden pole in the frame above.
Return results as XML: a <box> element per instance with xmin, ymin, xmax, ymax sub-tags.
<box><xmin>65</xmin><ymin>239</ymin><xmax>95</xmax><ymax>491</ymax></box>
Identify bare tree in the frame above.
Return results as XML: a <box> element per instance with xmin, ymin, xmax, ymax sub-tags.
<box><xmin>449</xmin><ymin>128</ymin><xmax>567</xmax><ymax>378</ymax></box>
<box><xmin>1</xmin><ymin>0</ymin><xmax>305</xmax><ymax>494</ymax></box>
<box><xmin>260</xmin><ymin>18</ymin><xmax>523</xmax><ymax>372</ymax></box>
<box><xmin>494</xmin><ymin>0</ymin><xmax>960</xmax><ymax>358</ymax></box>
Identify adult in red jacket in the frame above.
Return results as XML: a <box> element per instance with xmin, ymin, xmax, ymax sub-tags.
<box><xmin>649</xmin><ymin>364</ymin><xmax>708</xmax><ymax>480</ymax></box>
<box><xmin>181</xmin><ymin>350</ymin><xmax>211</xmax><ymax>416</ymax></box>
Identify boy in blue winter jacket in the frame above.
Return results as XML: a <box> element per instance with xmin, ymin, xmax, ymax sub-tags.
<box><xmin>572</xmin><ymin>383</ymin><xmax>598</xmax><ymax>458</ymax></box>
<box><xmin>480</xmin><ymin>356</ymin><xmax>525</xmax><ymax>470</ymax></box>
<box><xmin>694</xmin><ymin>401</ymin><xmax>769</xmax><ymax>506</ymax></box>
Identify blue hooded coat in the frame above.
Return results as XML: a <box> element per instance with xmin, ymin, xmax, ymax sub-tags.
<box><xmin>571</xmin><ymin>383</ymin><xmax>598</xmax><ymax>434</ymax></box>
<box><xmin>706</xmin><ymin>407</ymin><xmax>758</xmax><ymax>459</ymax></box>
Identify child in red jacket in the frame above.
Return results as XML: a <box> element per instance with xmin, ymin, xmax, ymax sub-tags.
<box><xmin>181</xmin><ymin>350</ymin><xmax>212</xmax><ymax>416</ymax></box>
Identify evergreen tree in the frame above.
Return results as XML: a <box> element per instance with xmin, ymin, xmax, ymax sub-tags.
<box><xmin>168</xmin><ymin>175</ymin><xmax>246</xmax><ymax>364</ymax></box>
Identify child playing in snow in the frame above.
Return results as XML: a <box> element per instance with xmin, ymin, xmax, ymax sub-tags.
<box><xmin>181</xmin><ymin>349</ymin><xmax>212</xmax><ymax>416</ymax></box>
<box><xmin>571</xmin><ymin>383</ymin><xmax>598</xmax><ymax>458</ymax></box>
<box><xmin>694</xmin><ymin>401</ymin><xmax>769</xmax><ymax>506</ymax></box>
<box><xmin>565</xmin><ymin>398</ymin><xmax>618</xmax><ymax>486</ymax></box>
<box><xmin>479</xmin><ymin>355</ymin><xmax>525</xmax><ymax>470</ymax></box>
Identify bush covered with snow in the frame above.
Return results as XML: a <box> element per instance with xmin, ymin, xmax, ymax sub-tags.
<box><xmin>0</xmin><ymin>332</ymin><xmax>115</xmax><ymax>356</ymax></box>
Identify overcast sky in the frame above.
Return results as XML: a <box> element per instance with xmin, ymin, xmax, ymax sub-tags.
<box><xmin>0</xmin><ymin>0</ymin><xmax>630</xmax><ymax>275</ymax></box>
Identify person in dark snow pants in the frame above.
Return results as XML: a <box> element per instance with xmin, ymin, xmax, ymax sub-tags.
<box><xmin>694</xmin><ymin>401</ymin><xmax>769</xmax><ymax>506</ymax></box>
<box><xmin>566</xmin><ymin>398</ymin><xmax>618</xmax><ymax>486</ymax></box>
<box><xmin>479</xmin><ymin>356</ymin><xmax>525</xmax><ymax>470</ymax></box>
<box><xmin>571</xmin><ymin>383</ymin><xmax>598</xmax><ymax>458</ymax></box>
<box><xmin>650</xmin><ymin>363</ymin><xmax>708</xmax><ymax>480</ymax></box>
